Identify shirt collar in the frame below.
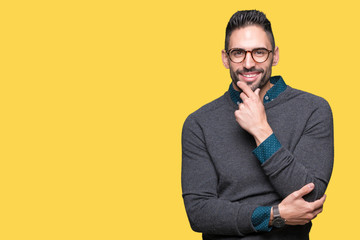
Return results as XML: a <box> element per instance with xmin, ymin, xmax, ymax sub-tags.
<box><xmin>229</xmin><ymin>75</ymin><xmax>287</xmax><ymax>105</ymax></box>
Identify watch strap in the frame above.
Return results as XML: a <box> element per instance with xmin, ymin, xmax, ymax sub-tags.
<box><xmin>272</xmin><ymin>205</ymin><xmax>286</xmax><ymax>228</ymax></box>
<box><xmin>273</xmin><ymin>205</ymin><xmax>281</xmax><ymax>218</ymax></box>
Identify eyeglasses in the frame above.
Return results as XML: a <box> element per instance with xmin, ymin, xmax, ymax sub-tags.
<box><xmin>226</xmin><ymin>48</ymin><xmax>272</xmax><ymax>63</ymax></box>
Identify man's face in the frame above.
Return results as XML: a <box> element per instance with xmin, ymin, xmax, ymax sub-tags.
<box><xmin>222</xmin><ymin>25</ymin><xmax>279</xmax><ymax>91</ymax></box>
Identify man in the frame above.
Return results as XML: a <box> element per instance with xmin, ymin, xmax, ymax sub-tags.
<box><xmin>181</xmin><ymin>10</ymin><xmax>333</xmax><ymax>239</ymax></box>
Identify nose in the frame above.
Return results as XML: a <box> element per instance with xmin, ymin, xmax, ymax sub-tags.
<box><xmin>243</xmin><ymin>51</ymin><xmax>256</xmax><ymax>69</ymax></box>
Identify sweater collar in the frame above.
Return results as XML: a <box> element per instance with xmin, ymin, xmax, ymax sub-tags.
<box><xmin>229</xmin><ymin>75</ymin><xmax>287</xmax><ymax>105</ymax></box>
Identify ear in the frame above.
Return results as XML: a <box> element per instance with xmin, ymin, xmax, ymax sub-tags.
<box><xmin>221</xmin><ymin>50</ymin><xmax>230</xmax><ymax>69</ymax></box>
<box><xmin>272</xmin><ymin>46</ymin><xmax>279</xmax><ymax>66</ymax></box>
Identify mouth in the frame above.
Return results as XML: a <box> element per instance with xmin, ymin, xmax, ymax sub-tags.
<box><xmin>239</xmin><ymin>71</ymin><xmax>261</xmax><ymax>82</ymax></box>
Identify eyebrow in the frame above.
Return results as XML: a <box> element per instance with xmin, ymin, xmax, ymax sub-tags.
<box><xmin>229</xmin><ymin>47</ymin><xmax>268</xmax><ymax>51</ymax></box>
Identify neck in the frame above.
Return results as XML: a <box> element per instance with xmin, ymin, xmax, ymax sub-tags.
<box><xmin>259</xmin><ymin>80</ymin><xmax>273</xmax><ymax>100</ymax></box>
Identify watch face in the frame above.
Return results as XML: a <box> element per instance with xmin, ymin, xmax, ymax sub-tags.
<box><xmin>273</xmin><ymin>217</ymin><xmax>286</xmax><ymax>228</ymax></box>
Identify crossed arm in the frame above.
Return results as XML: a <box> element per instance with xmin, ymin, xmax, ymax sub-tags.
<box><xmin>182</xmin><ymin>82</ymin><xmax>333</xmax><ymax>236</ymax></box>
<box><xmin>235</xmin><ymin>81</ymin><xmax>332</xmax><ymax>227</ymax></box>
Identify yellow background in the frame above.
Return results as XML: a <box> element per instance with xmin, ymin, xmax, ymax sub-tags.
<box><xmin>0</xmin><ymin>0</ymin><xmax>358</xmax><ymax>239</ymax></box>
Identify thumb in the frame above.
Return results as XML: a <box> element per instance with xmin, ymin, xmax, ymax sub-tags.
<box><xmin>254</xmin><ymin>88</ymin><xmax>260</xmax><ymax>96</ymax></box>
<box><xmin>293</xmin><ymin>183</ymin><xmax>315</xmax><ymax>198</ymax></box>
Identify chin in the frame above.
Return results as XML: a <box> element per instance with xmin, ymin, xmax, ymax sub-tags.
<box><xmin>249</xmin><ymin>84</ymin><xmax>259</xmax><ymax>91</ymax></box>
<box><xmin>253</xmin><ymin>76</ymin><xmax>271</xmax><ymax>91</ymax></box>
<box><xmin>246</xmin><ymin>81</ymin><xmax>261</xmax><ymax>91</ymax></box>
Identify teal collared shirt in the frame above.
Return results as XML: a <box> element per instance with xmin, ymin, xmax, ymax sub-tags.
<box><xmin>229</xmin><ymin>76</ymin><xmax>287</xmax><ymax>232</ymax></box>
<box><xmin>229</xmin><ymin>75</ymin><xmax>287</xmax><ymax>105</ymax></box>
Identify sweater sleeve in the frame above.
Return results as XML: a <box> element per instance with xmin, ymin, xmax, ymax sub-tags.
<box><xmin>253</xmin><ymin>133</ymin><xmax>282</xmax><ymax>164</ymax></box>
<box><xmin>181</xmin><ymin>115</ymin><xmax>258</xmax><ymax>236</ymax></box>
<box><xmin>259</xmin><ymin>100</ymin><xmax>334</xmax><ymax>201</ymax></box>
<box><xmin>251</xmin><ymin>134</ymin><xmax>281</xmax><ymax>231</ymax></box>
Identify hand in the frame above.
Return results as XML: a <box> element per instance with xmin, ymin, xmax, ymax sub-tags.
<box><xmin>275</xmin><ymin>183</ymin><xmax>326</xmax><ymax>225</ymax></box>
<box><xmin>234</xmin><ymin>81</ymin><xmax>273</xmax><ymax>145</ymax></box>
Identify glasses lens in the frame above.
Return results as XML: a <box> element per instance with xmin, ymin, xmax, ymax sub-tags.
<box><xmin>252</xmin><ymin>49</ymin><xmax>269</xmax><ymax>63</ymax></box>
<box><xmin>229</xmin><ymin>49</ymin><xmax>245</xmax><ymax>63</ymax></box>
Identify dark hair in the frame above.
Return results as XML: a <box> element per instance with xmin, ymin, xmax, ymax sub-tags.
<box><xmin>225</xmin><ymin>10</ymin><xmax>275</xmax><ymax>51</ymax></box>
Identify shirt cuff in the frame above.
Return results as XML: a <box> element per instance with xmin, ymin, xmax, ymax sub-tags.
<box><xmin>251</xmin><ymin>206</ymin><xmax>272</xmax><ymax>232</ymax></box>
<box><xmin>252</xmin><ymin>133</ymin><xmax>281</xmax><ymax>164</ymax></box>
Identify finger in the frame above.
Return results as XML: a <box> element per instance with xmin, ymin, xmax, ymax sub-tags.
<box><xmin>237</xmin><ymin>81</ymin><xmax>255</xmax><ymax>98</ymax></box>
<box><xmin>311</xmin><ymin>194</ymin><xmax>326</xmax><ymax>210</ymax></box>
<box><xmin>254</xmin><ymin>88</ymin><xmax>260</xmax><ymax>96</ymax></box>
<box><xmin>238</xmin><ymin>103</ymin><xmax>245</xmax><ymax>110</ymax></box>
<box><xmin>239</xmin><ymin>92</ymin><xmax>248</xmax><ymax>102</ymax></box>
<box><xmin>312</xmin><ymin>206</ymin><xmax>323</xmax><ymax>218</ymax></box>
<box><xmin>308</xmin><ymin>207</ymin><xmax>323</xmax><ymax>221</ymax></box>
<box><xmin>292</xmin><ymin>183</ymin><xmax>315</xmax><ymax>198</ymax></box>
<box><xmin>313</xmin><ymin>202</ymin><xmax>324</xmax><ymax>212</ymax></box>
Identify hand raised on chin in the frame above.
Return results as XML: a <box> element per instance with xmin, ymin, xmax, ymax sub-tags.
<box><xmin>234</xmin><ymin>81</ymin><xmax>273</xmax><ymax>146</ymax></box>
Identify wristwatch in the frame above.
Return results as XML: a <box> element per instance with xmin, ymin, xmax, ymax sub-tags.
<box><xmin>272</xmin><ymin>205</ymin><xmax>286</xmax><ymax>228</ymax></box>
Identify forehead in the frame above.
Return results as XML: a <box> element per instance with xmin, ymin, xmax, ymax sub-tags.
<box><xmin>229</xmin><ymin>25</ymin><xmax>272</xmax><ymax>50</ymax></box>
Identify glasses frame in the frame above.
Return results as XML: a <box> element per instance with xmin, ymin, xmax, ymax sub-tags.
<box><xmin>226</xmin><ymin>48</ymin><xmax>273</xmax><ymax>63</ymax></box>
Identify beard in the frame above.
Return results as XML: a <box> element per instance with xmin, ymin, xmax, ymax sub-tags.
<box><xmin>230</xmin><ymin>66</ymin><xmax>271</xmax><ymax>92</ymax></box>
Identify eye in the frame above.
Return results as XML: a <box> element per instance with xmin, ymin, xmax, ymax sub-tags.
<box><xmin>253</xmin><ymin>49</ymin><xmax>267</xmax><ymax>56</ymax></box>
<box><xmin>231</xmin><ymin>49</ymin><xmax>245</xmax><ymax>57</ymax></box>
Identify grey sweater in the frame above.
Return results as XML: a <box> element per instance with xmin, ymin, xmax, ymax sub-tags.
<box><xmin>181</xmin><ymin>85</ymin><xmax>334</xmax><ymax>239</ymax></box>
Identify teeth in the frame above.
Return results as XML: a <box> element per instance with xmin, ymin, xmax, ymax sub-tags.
<box><xmin>243</xmin><ymin>74</ymin><xmax>257</xmax><ymax>77</ymax></box>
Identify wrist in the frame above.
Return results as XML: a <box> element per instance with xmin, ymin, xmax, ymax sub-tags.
<box><xmin>269</xmin><ymin>207</ymin><xmax>274</xmax><ymax>226</ymax></box>
<box><xmin>272</xmin><ymin>205</ymin><xmax>286</xmax><ymax>228</ymax></box>
<box><xmin>253</xmin><ymin>124</ymin><xmax>273</xmax><ymax>146</ymax></box>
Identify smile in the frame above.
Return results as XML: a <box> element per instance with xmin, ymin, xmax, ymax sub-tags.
<box><xmin>242</xmin><ymin>73</ymin><xmax>258</xmax><ymax>77</ymax></box>
<box><xmin>239</xmin><ymin>72</ymin><xmax>261</xmax><ymax>82</ymax></box>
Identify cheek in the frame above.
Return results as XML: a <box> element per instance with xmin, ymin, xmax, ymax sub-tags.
<box><xmin>228</xmin><ymin>64</ymin><xmax>236</xmax><ymax>74</ymax></box>
<box><xmin>262</xmin><ymin>63</ymin><xmax>272</xmax><ymax>73</ymax></box>
<box><xmin>230</xmin><ymin>63</ymin><xmax>242</xmax><ymax>72</ymax></box>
